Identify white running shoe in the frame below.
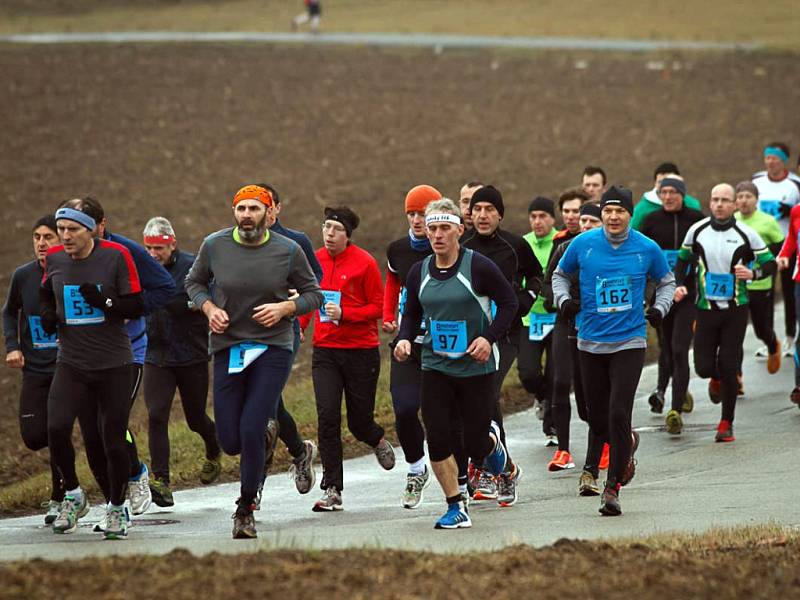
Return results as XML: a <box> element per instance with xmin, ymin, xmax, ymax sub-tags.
<box><xmin>783</xmin><ymin>337</ymin><xmax>795</xmax><ymax>357</ymax></box>
<box><xmin>43</xmin><ymin>500</ymin><xmax>61</xmax><ymax>525</ymax></box>
<box><xmin>127</xmin><ymin>464</ymin><xmax>152</xmax><ymax>515</ymax></box>
<box><xmin>754</xmin><ymin>345</ymin><xmax>768</xmax><ymax>359</ymax></box>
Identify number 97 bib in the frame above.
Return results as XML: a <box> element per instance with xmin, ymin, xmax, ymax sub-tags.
<box><xmin>595</xmin><ymin>276</ymin><xmax>632</xmax><ymax>313</ymax></box>
<box><xmin>430</xmin><ymin>320</ymin><xmax>468</xmax><ymax>358</ymax></box>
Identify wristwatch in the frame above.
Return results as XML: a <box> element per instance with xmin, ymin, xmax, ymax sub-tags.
<box><xmin>105</xmin><ymin>297</ymin><xmax>114</xmax><ymax>308</ymax></box>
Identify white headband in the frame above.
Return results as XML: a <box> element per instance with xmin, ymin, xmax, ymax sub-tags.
<box><xmin>425</xmin><ymin>213</ymin><xmax>462</xmax><ymax>227</ymax></box>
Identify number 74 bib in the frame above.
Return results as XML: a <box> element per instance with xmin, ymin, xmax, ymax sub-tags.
<box><xmin>595</xmin><ymin>276</ymin><xmax>632</xmax><ymax>313</ymax></box>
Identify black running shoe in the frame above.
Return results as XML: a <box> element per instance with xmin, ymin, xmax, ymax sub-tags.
<box><xmin>599</xmin><ymin>482</ymin><xmax>622</xmax><ymax>516</ymax></box>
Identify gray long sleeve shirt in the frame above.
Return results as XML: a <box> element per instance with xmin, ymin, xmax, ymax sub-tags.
<box><xmin>185</xmin><ymin>227</ymin><xmax>323</xmax><ymax>355</ymax></box>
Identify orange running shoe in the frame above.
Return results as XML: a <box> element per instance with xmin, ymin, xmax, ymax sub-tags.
<box><xmin>547</xmin><ymin>450</ymin><xmax>575</xmax><ymax>472</ymax></box>
<box><xmin>767</xmin><ymin>341</ymin><xmax>781</xmax><ymax>374</ymax></box>
<box><xmin>715</xmin><ymin>419</ymin><xmax>735</xmax><ymax>443</ymax></box>
<box><xmin>598</xmin><ymin>443</ymin><xmax>610</xmax><ymax>470</ymax></box>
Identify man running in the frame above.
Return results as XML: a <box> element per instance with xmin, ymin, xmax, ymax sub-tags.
<box><xmin>291</xmin><ymin>0</ymin><xmax>322</xmax><ymax>33</ymax></box>
<box><xmin>581</xmin><ymin>166</ymin><xmax>607</xmax><ymax>204</ymax></box>
<box><xmin>141</xmin><ymin>217</ymin><xmax>222</xmax><ymax>507</ymax></box>
<box><xmin>394</xmin><ymin>198</ymin><xmax>516</xmax><ymax>529</ymax></box>
<box><xmin>639</xmin><ymin>177</ymin><xmax>704</xmax><ymax>434</ymax></box>
<box><xmin>674</xmin><ymin>183</ymin><xmax>776</xmax><ymax>443</ymax></box>
<box><xmin>383</xmin><ymin>184</ymin><xmax>441</xmax><ymax>509</ymax></box>
<box><xmin>185</xmin><ymin>185</ymin><xmax>322</xmax><ymax>539</ymax></box>
<box><xmin>3</xmin><ymin>215</ymin><xmax>63</xmax><ymax>524</ymax></box>
<box><xmin>552</xmin><ymin>188</ymin><xmax>591</xmax><ymax>251</ymax></box>
<box><xmin>775</xmin><ymin>203</ymin><xmax>800</xmax><ymax>408</ymax></box>
<box><xmin>753</xmin><ymin>142</ymin><xmax>800</xmax><ymax>355</ymax></box>
<box><xmin>301</xmin><ymin>206</ymin><xmax>394</xmax><ymax>512</ymax></box>
<box><xmin>42</xmin><ymin>205</ymin><xmax>144</xmax><ymax>539</ymax></box>
<box><xmin>631</xmin><ymin>163</ymin><xmax>702</xmax><ymax>230</ymax></box>
<box><xmin>734</xmin><ymin>181</ymin><xmax>784</xmax><ymax>372</ymax></box>
<box><xmin>553</xmin><ymin>185</ymin><xmax>675</xmax><ymax>516</ymax></box>
<box><xmin>462</xmin><ymin>185</ymin><xmax>540</xmax><ymax>506</ymax></box>
<box><xmin>458</xmin><ymin>181</ymin><xmax>481</xmax><ymax>234</ymax></box>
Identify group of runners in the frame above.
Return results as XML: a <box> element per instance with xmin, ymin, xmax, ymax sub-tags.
<box><xmin>4</xmin><ymin>142</ymin><xmax>800</xmax><ymax>537</ymax></box>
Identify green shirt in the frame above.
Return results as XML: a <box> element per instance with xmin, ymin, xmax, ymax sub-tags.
<box><xmin>734</xmin><ymin>210</ymin><xmax>784</xmax><ymax>290</ymax></box>
<box><xmin>522</xmin><ymin>228</ymin><xmax>556</xmax><ymax>322</ymax></box>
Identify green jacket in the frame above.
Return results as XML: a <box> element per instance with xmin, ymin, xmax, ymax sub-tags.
<box><xmin>734</xmin><ymin>209</ymin><xmax>784</xmax><ymax>291</ymax></box>
<box><xmin>522</xmin><ymin>228</ymin><xmax>557</xmax><ymax>322</ymax></box>
<box><xmin>631</xmin><ymin>189</ymin><xmax>702</xmax><ymax>231</ymax></box>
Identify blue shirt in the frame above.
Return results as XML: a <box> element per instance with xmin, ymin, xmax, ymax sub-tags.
<box><xmin>557</xmin><ymin>227</ymin><xmax>669</xmax><ymax>344</ymax></box>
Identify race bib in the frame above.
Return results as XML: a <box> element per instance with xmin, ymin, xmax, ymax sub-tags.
<box><xmin>663</xmin><ymin>250</ymin><xmax>679</xmax><ymax>271</ymax></box>
<box><xmin>63</xmin><ymin>284</ymin><xmax>105</xmax><ymax>325</ymax></box>
<box><xmin>595</xmin><ymin>276</ymin><xmax>632</xmax><ymax>313</ymax></box>
<box><xmin>528</xmin><ymin>313</ymin><xmax>557</xmax><ymax>341</ymax></box>
<box><xmin>490</xmin><ymin>300</ymin><xmax>497</xmax><ymax>320</ymax></box>
<box><xmin>28</xmin><ymin>316</ymin><xmax>58</xmax><ymax>349</ymax></box>
<box><xmin>319</xmin><ymin>290</ymin><xmax>341</xmax><ymax>324</ymax></box>
<box><xmin>759</xmin><ymin>199</ymin><xmax>782</xmax><ymax>220</ymax></box>
<box><xmin>228</xmin><ymin>342</ymin><xmax>268</xmax><ymax>374</ymax></box>
<box><xmin>430</xmin><ymin>320</ymin><xmax>468</xmax><ymax>358</ymax></box>
<box><xmin>705</xmin><ymin>272</ymin><xmax>735</xmax><ymax>300</ymax></box>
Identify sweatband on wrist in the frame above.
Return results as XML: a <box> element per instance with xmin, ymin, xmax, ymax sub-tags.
<box><xmin>144</xmin><ymin>234</ymin><xmax>175</xmax><ymax>246</ymax></box>
<box><xmin>764</xmin><ymin>147</ymin><xmax>789</xmax><ymax>163</ymax></box>
<box><xmin>55</xmin><ymin>207</ymin><xmax>96</xmax><ymax>231</ymax></box>
<box><xmin>425</xmin><ymin>213</ymin><xmax>462</xmax><ymax>227</ymax></box>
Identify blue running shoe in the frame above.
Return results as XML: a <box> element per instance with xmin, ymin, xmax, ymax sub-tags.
<box><xmin>434</xmin><ymin>501</ymin><xmax>471</xmax><ymax>529</ymax></box>
<box><xmin>483</xmin><ymin>420</ymin><xmax>507</xmax><ymax>476</ymax></box>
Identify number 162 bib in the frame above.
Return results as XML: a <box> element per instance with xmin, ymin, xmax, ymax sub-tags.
<box><xmin>595</xmin><ymin>276</ymin><xmax>632</xmax><ymax>313</ymax></box>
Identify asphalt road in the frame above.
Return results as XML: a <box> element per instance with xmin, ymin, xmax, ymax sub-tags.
<box><xmin>1</xmin><ymin>316</ymin><xmax>798</xmax><ymax>560</ymax></box>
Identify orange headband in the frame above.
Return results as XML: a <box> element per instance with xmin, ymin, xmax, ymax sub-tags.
<box><xmin>232</xmin><ymin>185</ymin><xmax>274</xmax><ymax>208</ymax></box>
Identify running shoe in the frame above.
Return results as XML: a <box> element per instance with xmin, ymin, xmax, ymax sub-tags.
<box><xmin>289</xmin><ymin>440</ymin><xmax>317</xmax><ymax>494</ymax></box>
<box><xmin>715</xmin><ymin>420</ymin><xmax>735</xmax><ymax>443</ymax></box>
<box><xmin>783</xmin><ymin>336</ymin><xmax>795</xmax><ymax>357</ymax></box>
<box><xmin>232</xmin><ymin>500</ymin><xmax>257</xmax><ymax>539</ymax></box>
<box><xmin>598</xmin><ymin>443</ymin><xmax>610</xmax><ymax>471</ymax></box>
<box><xmin>648</xmin><ymin>389</ymin><xmax>665</xmax><ymax>414</ymax></box>
<box><xmin>264</xmin><ymin>418</ymin><xmax>279</xmax><ymax>478</ymax></box>
<box><xmin>682</xmin><ymin>392</ymin><xmax>694</xmax><ymax>414</ymax></box>
<box><xmin>402</xmin><ymin>467</ymin><xmax>431</xmax><ymax>509</ymax></box>
<box><xmin>43</xmin><ymin>500</ymin><xmax>60</xmax><ymax>525</ymax></box>
<box><xmin>312</xmin><ymin>486</ymin><xmax>343</xmax><ymax>512</ymax></box>
<box><xmin>619</xmin><ymin>430</ymin><xmax>639</xmax><ymax>487</ymax></box>
<box><xmin>93</xmin><ymin>502</ymin><xmax>132</xmax><ymax>533</ymax></box>
<box><xmin>767</xmin><ymin>341</ymin><xmax>782</xmax><ymax>374</ymax></box>
<box><xmin>103</xmin><ymin>505</ymin><xmax>129</xmax><ymax>540</ymax></box>
<box><xmin>737</xmin><ymin>374</ymin><xmax>745</xmax><ymax>398</ymax></box>
<box><xmin>149</xmin><ymin>477</ymin><xmax>174</xmax><ymax>507</ymax></box>
<box><xmin>665</xmin><ymin>410</ymin><xmax>683</xmax><ymax>435</ymax></box>
<box><xmin>484</xmin><ymin>420</ymin><xmax>507</xmax><ymax>476</ymax></box>
<box><xmin>467</xmin><ymin>462</ymin><xmax>480</xmax><ymax>498</ymax></box>
<box><xmin>474</xmin><ymin>470</ymin><xmax>498</xmax><ymax>500</ymax></box>
<box><xmin>52</xmin><ymin>492</ymin><xmax>89</xmax><ymax>534</ymax></box>
<box><xmin>374</xmin><ymin>438</ymin><xmax>396</xmax><ymax>470</ymax></box>
<box><xmin>791</xmin><ymin>387</ymin><xmax>800</xmax><ymax>407</ymax></box>
<box><xmin>128</xmin><ymin>463</ymin><xmax>152</xmax><ymax>515</ymax></box>
<box><xmin>599</xmin><ymin>482</ymin><xmax>622</xmax><ymax>516</ymax></box>
<box><xmin>497</xmin><ymin>463</ymin><xmax>522</xmax><ymax>507</ymax></box>
<box><xmin>578</xmin><ymin>470</ymin><xmax>600</xmax><ymax>496</ymax></box>
<box><xmin>708</xmin><ymin>378</ymin><xmax>721</xmax><ymax>404</ymax></box>
<box><xmin>434</xmin><ymin>500</ymin><xmax>471</xmax><ymax>529</ymax></box>
<box><xmin>534</xmin><ymin>398</ymin><xmax>544</xmax><ymax>421</ymax></box>
<box><xmin>547</xmin><ymin>450</ymin><xmax>575</xmax><ymax>472</ymax></box>
<box><xmin>200</xmin><ymin>455</ymin><xmax>222</xmax><ymax>485</ymax></box>
<box><xmin>754</xmin><ymin>345</ymin><xmax>768</xmax><ymax>359</ymax></box>
<box><xmin>545</xmin><ymin>434</ymin><xmax>558</xmax><ymax>447</ymax></box>
<box><xmin>253</xmin><ymin>481</ymin><xmax>264</xmax><ymax>511</ymax></box>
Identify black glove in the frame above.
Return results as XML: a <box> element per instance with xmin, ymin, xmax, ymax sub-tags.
<box><xmin>78</xmin><ymin>283</ymin><xmax>117</xmax><ymax>312</ymax></box>
<box><xmin>39</xmin><ymin>308</ymin><xmax>59</xmax><ymax>335</ymax></box>
<box><xmin>646</xmin><ymin>307</ymin><xmax>663</xmax><ymax>328</ymax></box>
<box><xmin>559</xmin><ymin>299</ymin><xmax>581</xmax><ymax>320</ymax></box>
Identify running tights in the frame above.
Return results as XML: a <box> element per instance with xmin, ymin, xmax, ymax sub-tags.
<box><xmin>19</xmin><ymin>372</ymin><xmax>63</xmax><ymax>502</ymax></box>
<box><xmin>656</xmin><ymin>299</ymin><xmax>696</xmax><ymax>412</ymax></box>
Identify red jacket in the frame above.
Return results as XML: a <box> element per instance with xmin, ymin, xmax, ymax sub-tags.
<box><xmin>779</xmin><ymin>204</ymin><xmax>800</xmax><ymax>281</ymax></box>
<box><xmin>299</xmin><ymin>243</ymin><xmax>383</xmax><ymax>348</ymax></box>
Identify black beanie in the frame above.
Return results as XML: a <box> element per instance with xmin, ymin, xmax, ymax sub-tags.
<box><xmin>470</xmin><ymin>185</ymin><xmax>504</xmax><ymax>218</ymax></box>
<box><xmin>600</xmin><ymin>185</ymin><xmax>634</xmax><ymax>216</ymax></box>
<box><xmin>579</xmin><ymin>203</ymin><xmax>602</xmax><ymax>220</ymax></box>
<box><xmin>323</xmin><ymin>205</ymin><xmax>359</xmax><ymax>237</ymax></box>
<box><xmin>527</xmin><ymin>196</ymin><xmax>555</xmax><ymax>218</ymax></box>
<box><xmin>659</xmin><ymin>177</ymin><xmax>686</xmax><ymax>197</ymax></box>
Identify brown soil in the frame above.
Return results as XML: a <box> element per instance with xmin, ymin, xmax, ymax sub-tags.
<box><xmin>2</xmin><ymin>538</ymin><xmax>799</xmax><ymax>600</ymax></box>
<box><xmin>1</xmin><ymin>43</ymin><xmax>798</xmax><ymax>504</ymax></box>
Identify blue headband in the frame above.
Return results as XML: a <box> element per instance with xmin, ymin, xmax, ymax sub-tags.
<box><xmin>55</xmin><ymin>207</ymin><xmax>96</xmax><ymax>231</ymax></box>
<box><xmin>764</xmin><ymin>146</ymin><xmax>789</xmax><ymax>163</ymax></box>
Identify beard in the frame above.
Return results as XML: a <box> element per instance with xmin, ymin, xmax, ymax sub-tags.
<box><xmin>237</xmin><ymin>213</ymin><xmax>268</xmax><ymax>242</ymax></box>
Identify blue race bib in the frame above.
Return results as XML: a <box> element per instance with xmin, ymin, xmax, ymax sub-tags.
<box><xmin>398</xmin><ymin>288</ymin><xmax>407</xmax><ymax>316</ymax></box>
<box><xmin>528</xmin><ymin>313</ymin><xmax>557</xmax><ymax>341</ymax></box>
<box><xmin>704</xmin><ymin>272</ymin><xmax>735</xmax><ymax>300</ymax></box>
<box><xmin>490</xmin><ymin>301</ymin><xmax>497</xmax><ymax>320</ymax></box>
<box><xmin>595</xmin><ymin>276</ymin><xmax>632</xmax><ymax>313</ymax></box>
<box><xmin>430</xmin><ymin>320</ymin><xmax>468</xmax><ymax>358</ymax></box>
<box><xmin>319</xmin><ymin>290</ymin><xmax>342</xmax><ymax>323</ymax></box>
<box><xmin>63</xmin><ymin>284</ymin><xmax>105</xmax><ymax>325</ymax></box>
<box><xmin>663</xmin><ymin>250</ymin><xmax>679</xmax><ymax>271</ymax></box>
<box><xmin>228</xmin><ymin>342</ymin><xmax>268</xmax><ymax>374</ymax></box>
<box><xmin>28</xmin><ymin>316</ymin><xmax>58</xmax><ymax>349</ymax></box>
<box><xmin>758</xmin><ymin>199</ymin><xmax>782</xmax><ymax>219</ymax></box>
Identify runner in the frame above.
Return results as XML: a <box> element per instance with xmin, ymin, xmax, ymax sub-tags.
<box><xmin>752</xmin><ymin>142</ymin><xmax>800</xmax><ymax>356</ymax></box>
<box><xmin>553</xmin><ymin>185</ymin><xmax>675</xmax><ymax>516</ymax></box>
<box><xmin>776</xmin><ymin>201</ymin><xmax>800</xmax><ymax>408</ymax></box>
<box><xmin>631</xmin><ymin>163</ymin><xmax>702</xmax><ymax>230</ymax></box>
<box><xmin>2</xmin><ymin>215</ymin><xmax>63</xmax><ymax>524</ymax></box>
<box><xmin>185</xmin><ymin>184</ymin><xmax>322</xmax><ymax>539</ymax></box>
<box><xmin>42</xmin><ymin>204</ymin><xmax>144</xmax><ymax>539</ymax></box>
<box><xmin>382</xmin><ymin>184</ymin><xmax>441</xmax><ymax>509</ymax></box>
<box><xmin>734</xmin><ymin>181</ymin><xmax>783</xmax><ymax>372</ymax></box>
<box><xmin>461</xmin><ymin>185</ymin><xmax>540</xmax><ymax>506</ymax></box>
<box><xmin>674</xmin><ymin>183</ymin><xmax>776</xmax><ymax>443</ymax></box>
<box><xmin>141</xmin><ymin>217</ymin><xmax>222</xmax><ymax>507</ymax></box>
<box><xmin>394</xmin><ymin>198</ymin><xmax>517</xmax><ymax>529</ymax></box>
<box><xmin>291</xmin><ymin>0</ymin><xmax>322</xmax><ymax>33</ymax></box>
<box><xmin>518</xmin><ymin>196</ymin><xmax>557</xmax><ymax>455</ymax></box>
<box><xmin>639</xmin><ymin>177</ymin><xmax>704</xmax><ymax>434</ymax></box>
<box><xmin>542</xmin><ymin>203</ymin><xmax>606</xmax><ymax>480</ymax></box>
<box><xmin>300</xmin><ymin>206</ymin><xmax>394</xmax><ymax>512</ymax></box>
<box><xmin>552</xmin><ymin>188</ymin><xmax>591</xmax><ymax>252</ymax></box>
<box><xmin>581</xmin><ymin>166</ymin><xmax>607</xmax><ymax>204</ymax></box>
<box><xmin>458</xmin><ymin>181</ymin><xmax>481</xmax><ymax>235</ymax></box>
